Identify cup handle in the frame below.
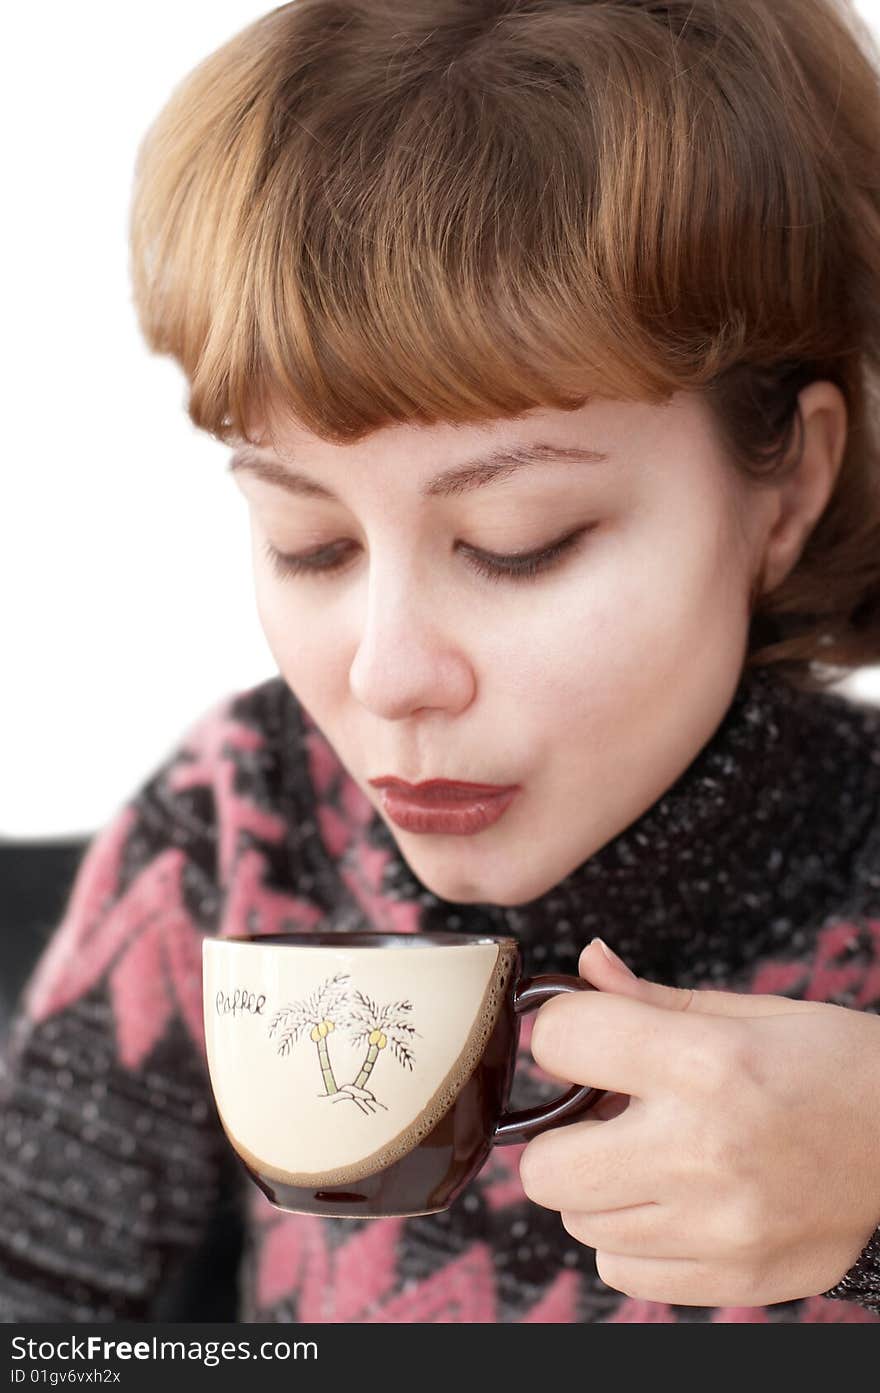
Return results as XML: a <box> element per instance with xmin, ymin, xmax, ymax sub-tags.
<box><xmin>492</xmin><ymin>973</ymin><xmax>606</xmax><ymax>1146</ymax></box>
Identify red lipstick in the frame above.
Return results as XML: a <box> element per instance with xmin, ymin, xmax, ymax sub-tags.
<box><xmin>368</xmin><ymin>777</ymin><xmax>521</xmax><ymax>836</ymax></box>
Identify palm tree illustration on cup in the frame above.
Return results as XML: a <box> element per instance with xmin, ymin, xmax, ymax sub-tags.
<box><xmin>268</xmin><ymin>972</ymin><xmax>352</xmax><ymax>1096</ymax></box>
<box><xmin>268</xmin><ymin>976</ymin><xmax>420</xmax><ymax>1116</ymax></box>
<box><xmin>338</xmin><ymin>989</ymin><xmax>419</xmax><ymax>1114</ymax></box>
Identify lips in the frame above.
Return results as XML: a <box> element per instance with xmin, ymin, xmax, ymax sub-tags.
<box><xmin>369</xmin><ymin>777</ymin><xmax>516</xmax><ymax>803</ymax></box>
<box><xmin>368</xmin><ymin>778</ymin><xmax>521</xmax><ymax>836</ymax></box>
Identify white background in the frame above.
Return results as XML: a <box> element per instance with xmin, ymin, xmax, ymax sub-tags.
<box><xmin>3</xmin><ymin>1</ymin><xmax>880</xmax><ymax>838</ymax></box>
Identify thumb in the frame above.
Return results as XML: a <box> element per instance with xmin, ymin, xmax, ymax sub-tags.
<box><xmin>578</xmin><ymin>938</ymin><xmax>808</xmax><ymax>1016</ymax></box>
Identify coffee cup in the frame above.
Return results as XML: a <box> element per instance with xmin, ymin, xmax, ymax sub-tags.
<box><xmin>202</xmin><ymin>931</ymin><xmax>605</xmax><ymax>1218</ymax></box>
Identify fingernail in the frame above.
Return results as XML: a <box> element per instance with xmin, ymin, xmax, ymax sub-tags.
<box><xmin>591</xmin><ymin>937</ymin><xmax>637</xmax><ymax>978</ymax></box>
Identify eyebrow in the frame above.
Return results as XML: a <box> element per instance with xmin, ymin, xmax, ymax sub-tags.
<box><xmin>227</xmin><ymin>440</ymin><xmax>611</xmax><ymax>501</ymax></box>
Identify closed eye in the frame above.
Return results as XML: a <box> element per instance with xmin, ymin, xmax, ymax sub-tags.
<box><xmin>262</xmin><ymin>525</ymin><xmax>597</xmax><ymax>585</ymax></box>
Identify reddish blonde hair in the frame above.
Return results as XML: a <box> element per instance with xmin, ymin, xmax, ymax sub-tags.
<box><xmin>129</xmin><ymin>0</ymin><xmax>880</xmax><ymax>692</ymax></box>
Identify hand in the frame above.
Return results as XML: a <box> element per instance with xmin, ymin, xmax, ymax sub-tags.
<box><xmin>518</xmin><ymin>938</ymin><xmax>880</xmax><ymax>1307</ymax></box>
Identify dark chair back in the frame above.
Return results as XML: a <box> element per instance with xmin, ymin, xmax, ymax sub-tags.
<box><xmin>0</xmin><ymin>837</ymin><xmax>88</xmax><ymax>1030</ymax></box>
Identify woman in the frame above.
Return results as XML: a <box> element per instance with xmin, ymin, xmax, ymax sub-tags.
<box><xmin>2</xmin><ymin>0</ymin><xmax>880</xmax><ymax>1321</ymax></box>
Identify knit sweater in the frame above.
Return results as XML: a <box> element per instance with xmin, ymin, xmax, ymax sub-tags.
<box><xmin>1</xmin><ymin>662</ymin><xmax>880</xmax><ymax>1323</ymax></box>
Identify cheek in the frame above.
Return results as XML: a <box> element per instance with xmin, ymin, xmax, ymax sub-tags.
<box><xmin>517</xmin><ymin>511</ymin><xmax>750</xmax><ymax>728</ymax></box>
<box><xmin>251</xmin><ymin>566</ymin><xmax>341</xmax><ymax>709</ymax></box>
<box><xmin>593</xmin><ymin>511</ymin><xmax>747</xmax><ymax>671</ymax></box>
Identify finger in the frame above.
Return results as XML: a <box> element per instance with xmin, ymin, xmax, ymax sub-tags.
<box><xmin>578</xmin><ymin>940</ymin><xmax>810</xmax><ymax>1018</ymax></box>
<box><xmin>519</xmin><ymin>1105</ymin><xmax>652</xmax><ymax>1214</ymax></box>
<box><xmin>589</xmin><ymin>1252</ymin><xmax>763</xmax><ymax>1308</ymax></box>
<box><xmin>560</xmin><ymin>1203</ymin><xmax>700</xmax><ymax>1261</ymax></box>
<box><xmin>530</xmin><ymin>989</ymin><xmax>733</xmax><ymax>1098</ymax></box>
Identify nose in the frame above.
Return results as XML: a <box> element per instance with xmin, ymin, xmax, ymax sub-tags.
<box><xmin>348</xmin><ymin>561</ymin><xmax>475</xmax><ymax>720</ymax></box>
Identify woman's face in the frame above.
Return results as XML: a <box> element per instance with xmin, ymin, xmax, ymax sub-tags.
<box><xmin>231</xmin><ymin>392</ymin><xmax>772</xmax><ymax>906</ymax></box>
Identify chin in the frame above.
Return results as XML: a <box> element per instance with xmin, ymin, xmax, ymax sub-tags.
<box><xmin>404</xmin><ymin>853</ymin><xmax>547</xmax><ymax>910</ymax></box>
<box><xmin>389</xmin><ymin>810</ymin><xmax>581</xmax><ymax>906</ymax></box>
<box><xmin>392</xmin><ymin>851</ymin><xmax>487</xmax><ymax>906</ymax></box>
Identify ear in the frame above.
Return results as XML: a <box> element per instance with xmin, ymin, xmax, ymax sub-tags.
<box><xmin>754</xmin><ymin>379</ymin><xmax>848</xmax><ymax>598</ymax></box>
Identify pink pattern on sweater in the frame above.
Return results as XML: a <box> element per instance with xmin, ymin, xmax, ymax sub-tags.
<box><xmin>522</xmin><ymin>1269</ymin><xmax>581</xmax><ymax>1322</ymax></box>
<box><xmin>108</xmin><ymin>913</ymin><xmax>175</xmax><ymax>1070</ymax></box>
<box><xmin>23</xmin><ymin>803</ymin><xmax>138</xmax><ymax>1023</ymax></box>
<box><xmin>25</xmin><ymin>840</ymin><xmax>205</xmax><ymax>1067</ymax></box>
<box><xmin>317</xmin><ymin>1218</ymin><xmax>406</xmax><ymax>1321</ymax></box>
<box><xmin>607</xmin><ymin>1297</ymin><xmax>678</xmax><ymax>1322</ymax></box>
<box><xmin>255</xmin><ymin>1211</ymin><xmax>330</xmax><ymax>1315</ymax></box>
<box><xmin>167</xmin><ymin>694</ymin><xmax>288</xmax><ymax>889</ymax></box>
<box><xmin>791</xmin><ymin>1294</ymin><xmax>880</xmax><ymax>1322</ymax></box>
<box><xmin>750</xmin><ymin>917</ymin><xmax>880</xmax><ymax>1008</ymax></box>
<box><xmin>218</xmin><ymin>846</ymin><xmax>324</xmax><ymax>940</ymax></box>
<box><xmin>360</xmin><ymin>1243</ymin><xmax>497</xmax><ymax>1323</ymax></box>
<box><xmin>710</xmin><ymin>1295</ymin><xmax>878</xmax><ymax>1321</ymax></box>
<box><xmin>252</xmin><ymin>1193</ymin><xmax>404</xmax><ymax>1320</ymax></box>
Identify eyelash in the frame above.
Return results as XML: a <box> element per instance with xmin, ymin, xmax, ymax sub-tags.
<box><xmin>262</xmin><ymin>526</ymin><xmax>595</xmax><ymax>586</ymax></box>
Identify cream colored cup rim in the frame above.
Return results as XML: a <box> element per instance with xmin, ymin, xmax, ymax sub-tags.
<box><xmin>202</xmin><ymin>931</ymin><xmax>517</xmax><ymax>953</ymax></box>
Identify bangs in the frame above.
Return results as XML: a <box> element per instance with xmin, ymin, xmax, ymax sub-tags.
<box><xmin>127</xmin><ymin>0</ymin><xmax>845</xmax><ymax>451</ymax></box>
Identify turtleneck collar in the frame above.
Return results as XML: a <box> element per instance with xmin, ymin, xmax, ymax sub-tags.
<box><xmin>377</xmin><ymin>662</ymin><xmax>880</xmax><ymax>983</ymax></box>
